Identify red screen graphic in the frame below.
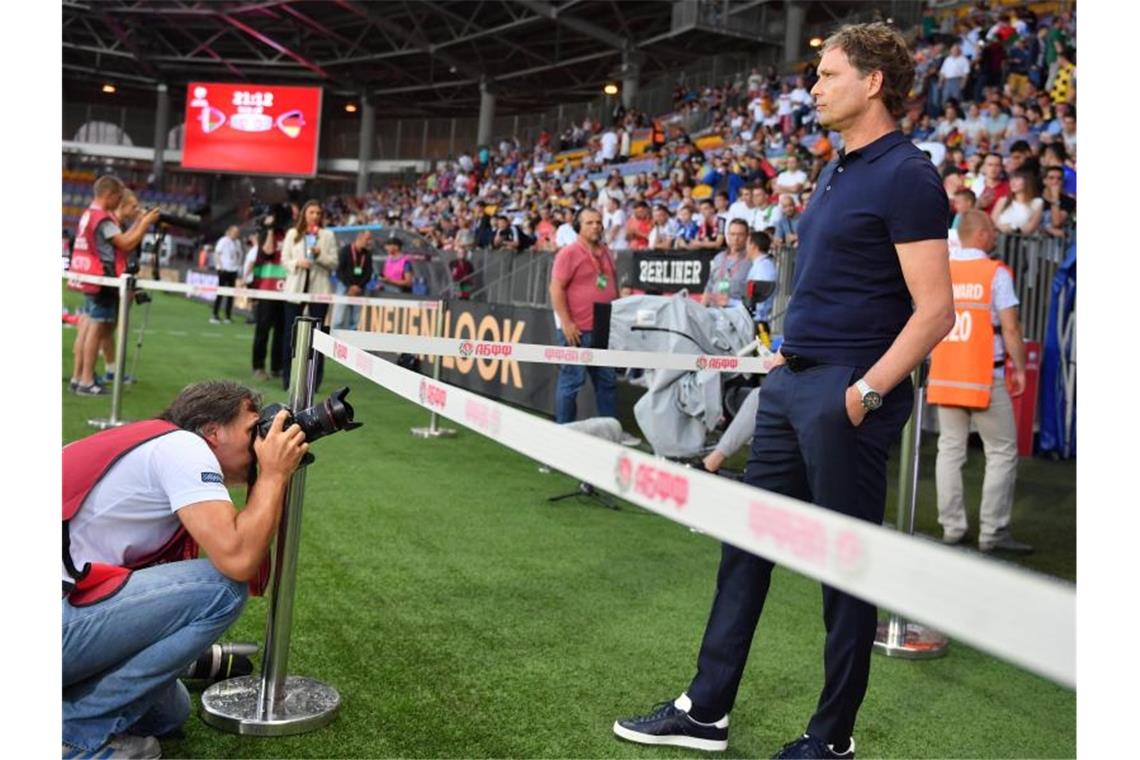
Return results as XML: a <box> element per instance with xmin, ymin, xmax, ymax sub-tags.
<box><xmin>181</xmin><ymin>82</ymin><xmax>323</xmax><ymax>176</ymax></box>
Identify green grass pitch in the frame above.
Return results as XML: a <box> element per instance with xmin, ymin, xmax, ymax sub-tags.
<box><xmin>62</xmin><ymin>287</ymin><xmax>1075</xmax><ymax>758</ymax></box>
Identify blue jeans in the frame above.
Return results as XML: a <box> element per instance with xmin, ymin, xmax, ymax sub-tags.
<box><xmin>554</xmin><ymin>330</ymin><xmax>616</xmax><ymax>423</ymax></box>
<box><xmin>333</xmin><ymin>281</ymin><xmax>362</xmax><ymax>331</ymax></box>
<box><xmin>62</xmin><ymin>559</ymin><xmax>247</xmax><ymax>751</ymax></box>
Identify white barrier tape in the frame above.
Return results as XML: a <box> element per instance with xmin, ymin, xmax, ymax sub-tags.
<box><xmin>317</xmin><ymin>330</ymin><xmax>1076</xmax><ymax>688</ymax></box>
<box><xmin>332</xmin><ymin>329</ymin><xmax>776</xmax><ymax>374</ymax></box>
<box><xmin>62</xmin><ymin>272</ymin><xmax>440</xmax><ymax>311</ymax></box>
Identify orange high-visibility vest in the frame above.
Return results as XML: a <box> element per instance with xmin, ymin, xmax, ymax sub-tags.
<box><xmin>928</xmin><ymin>258</ymin><xmax>1006</xmax><ymax>409</ymax></box>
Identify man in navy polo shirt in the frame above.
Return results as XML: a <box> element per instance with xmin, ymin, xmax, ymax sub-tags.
<box><xmin>614</xmin><ymin>23</ymin><xmax>954</xmax><ymax>759</ymax></box>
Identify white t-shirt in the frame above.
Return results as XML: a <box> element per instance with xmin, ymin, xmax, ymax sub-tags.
<box><xmin>64</xmin><ymin>430</ymin><xmax>231</xmax><ymax>584</ymax></box>
<box><xmin>555</xmin><ymin>222</ymin><xmax>578</xmax><ymax>248</ymax></box>
<box><xmin>940</xmin><ymin>54</ymin><xmax>971</xmax><ymax>79</ymax></box>
<box><xmin>749</xmin><ymin>97</ymin><xmax>766</xmax><ymax>124</ymax></box>
<box><xmin>753</xmin><ymin>204</ymin><xmax>784</xmax><ymax>231</ymax></box>
<box><xmin>951</xmin><ymin>246</ymin><xmax>1019</xmax><ymax>365</ymax></box>
<box><xmin>727</xmin><ymin>199</ymin><xmax>753</xmax><ymax>222</ymax></box>
<box><xmin>775</xmin><ymin>169</ymin><xmax>807</xmax><ymax>190</ymax></box>
<box><xmin>997</xmin><ymin>197</ymin><xmax>1044</xmax><ymax>232</ymax></box>
<box><xmin>214</xmin><ymin>236</ymin><xmax>242</xmax><ymax>272</ymax></box>
<box><xmin>603</xmin><ymin>207</ymin><xmax>627</xmax><ymax>248</ymax></box>
<box><xmin>600</xmin><ymin>131</ymin><xmax>618</xmax><ymax>161</ymax></box>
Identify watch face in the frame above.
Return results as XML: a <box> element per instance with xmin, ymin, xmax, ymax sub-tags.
<box><xmin>863</xmin><ymin>392</ymin><xmax>883</xmax><ymax>411</ymax></box>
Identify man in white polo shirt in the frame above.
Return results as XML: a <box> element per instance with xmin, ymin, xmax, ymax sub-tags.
<box><xmin>62</xmin><ymin>380</ymin><xmax>308</xmax><ymax>758</ymax></box>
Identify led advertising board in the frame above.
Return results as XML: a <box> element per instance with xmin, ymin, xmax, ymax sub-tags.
<box><xmin>181</xmin><ymin>82</ymin><xmax>322</xmax><ymax>176</ymax></box>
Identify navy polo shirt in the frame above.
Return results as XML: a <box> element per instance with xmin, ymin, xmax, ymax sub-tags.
<box><xmin>781</xmin><ymin>130</ymin><xmax>948</xmax><ymax>367</ymax></box>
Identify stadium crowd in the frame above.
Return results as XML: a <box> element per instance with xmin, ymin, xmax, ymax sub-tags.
<box><xmin>307</xmin><ymin>4</ymin><xmax>1075</xmax><ymax>264</ymax></box>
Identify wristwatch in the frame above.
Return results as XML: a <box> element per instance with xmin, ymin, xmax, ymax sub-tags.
<box><xmin>855</xmin><ymin>378</ymin><xmax>883</xmax><ymax>412</ymax></box>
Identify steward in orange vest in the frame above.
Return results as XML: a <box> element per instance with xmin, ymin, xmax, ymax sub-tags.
<box><xmin>928</xmin><ymin>257</ymin><xmax>1009</xmax><ymax>408</ymax></box>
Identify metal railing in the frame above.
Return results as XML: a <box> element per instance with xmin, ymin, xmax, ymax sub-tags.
<box><xmin>451</xmin><ymin>230</ymin><xmax>1073</xmax><ymax>344</ymax></box>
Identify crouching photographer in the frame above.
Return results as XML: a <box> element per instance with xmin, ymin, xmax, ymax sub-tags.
<box><xmin>62</xmin><ymin>380</ymin><xmax>308</xmax><ymax>758</ymax></box>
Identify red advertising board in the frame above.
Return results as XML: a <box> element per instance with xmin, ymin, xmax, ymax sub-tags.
<box><xmin>181</xmin><ymin>82</ymin><xmax>322</xmax><ymax>176</ymax></box>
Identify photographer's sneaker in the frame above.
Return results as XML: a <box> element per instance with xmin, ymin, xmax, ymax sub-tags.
<box><xmin>613</xmin><ymin>695</ymin><xmax>728</xmax><ymax>751</ymax></box>
<box><xmin>772</xmin><ymin>734</ymin><xmax>854</xmax><ymax>759</ymax></box>
<box><xmin>209</xmin><ymin>317</ymin><xmax>221</xmax><ymax>324</ymax></box>
<box><xmin>62</xmin><ymin>733</ymin><xmax>160</xmax><ymax>759</ymax></box>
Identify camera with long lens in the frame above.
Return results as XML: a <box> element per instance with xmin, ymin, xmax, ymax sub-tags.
<box><xmin>255</xmin><ymin>386</ymin><xmax>362</xmax><ymax>465</ymax></box>
<box><xmin>182</xmin><ymin>641</ymin><xmax>258</xmax><ymax>684</ymax></box>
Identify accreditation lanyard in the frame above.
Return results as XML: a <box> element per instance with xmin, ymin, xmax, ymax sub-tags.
<box><xmin>714</xmin><ymin>254</ymin><xmax>745</xmax><ymax>294</ymax></box>
<box><xmin>584</xmin><ymin>246</ymin><xmax>613</xmax><ymax>292</ymax></box>
<box><xmin>350</xmin><ymin>245</ymin><xmax>366</xmax><ymax>277</ymax></box>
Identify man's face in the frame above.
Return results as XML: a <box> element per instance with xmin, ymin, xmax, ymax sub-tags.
<box><xmin>652</xmin><ymin>207</ymin><xmax>668</xmax><ymax>225</ymax></box>
<box><xmin>207</xmin><ymin>402</ymin><xmax>260</xmax><ymax>485</ymax></box>
<box><xmin>738</xmin><ymin>188</ymin><xmax>752</xmax><ymax>206</ymax></box>
<box><xmin>811</xmin><ymin>46</ymin><xmax>873</xmax><ymax>131</ymax></box>
<box><xmin>635</xmin><ymin>205</ymin><xmax>650</xmax><ymax>221</ymax></box>
<box><xmin>578</xmin><ymin>210</ymin><xmax>603</xmax><ymax>244</ymax></box>
<box><xmin>1044</xmin><ymin>170</ymin><xmax>1064</xmax><ymax>190</ymax></box>
<box><xmin>786</xmin><ymin>156</ymin><xmax>799</xmax><ymax>171</ymax></box>
<box><xmin>385</xmin><ymin>243</ymin><xmax>400</xmax><ymax>257</ymax></box>
<box><xmin>726</xmin><ymin>223</ymin><xmax>747</xmax><ymax>253</ymax></box>
<box><xmin>953</xmin><ymin>193</ymin><xmax>974</xmax><ymax>214</ymax></box>
<box><xmin>944</xmin><ymin>173</ymin><xmax>964</xmax><ymax>196</ymax></box>
<box><xmin>780</xmin><ymin>197</ymin><xmax>796</xmax><ymax>216</ymax></box>
<box><xmin>357</xmin><ymin>231</ymin><xmax>373</xmax><ymax>250</ymax></box>
<box><xmin>1063</xmin><ymin>115</ymin><xmax>1076</xmax><ymax>134</ymax></box>
<box><xmin>117</xmin><ymin>195</ymin><xmax>139</xmax><ymax>224</ymax></box>
<box><xmin>678</xmin><ymin>206</ymin><xmax>692</xmax><ymax>222</ymax></box>
<box><xmin>714</xmin><ymin>195</ymin><xmax>728</xmax><ymax>211</ymax></box>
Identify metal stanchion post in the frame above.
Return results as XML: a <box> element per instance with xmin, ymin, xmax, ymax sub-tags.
<box><xmin>874</xmin><ymin>363</ymin><xmax>948</xmax><ymax>659</ymax></box>
<box><xmin>411</xmin><ymin>298</ymin><xmax>457</xmax><ymax>438</ymax></box>
<box><xmin>89</xmin><ymin>275</ymin><xmax>132</xmax><ymax>430</ymax></box>
<box><xmin>201</xmin><ymin>317</ymin><xmax>341</xmax><ymax>736</ymax></box>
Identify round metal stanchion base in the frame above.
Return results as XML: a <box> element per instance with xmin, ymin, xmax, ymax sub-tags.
<box><xmin>873</xmin><ymin>619</ymin><xmax>950</xmax><ymax>659</ymax></box>
<box><xmin>200</xmin><ymin>675</ymin><xmax>340</xmax><ymax>736</ymax></box>
<box><xmin>88</xmin><ymin>418</ymin><xmax>128</xmax><ymax>429</ymax></box>
<box><xmin>410</xmin><ymin>426</ymin><xmax>457</xmax><ymax>438</ymax></box>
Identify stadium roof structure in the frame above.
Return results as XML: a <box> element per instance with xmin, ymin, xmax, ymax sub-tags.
<box><xmin>62</xmin><ymin>0</ymin><xmax>908</xmax><ymax>116</ymax></box>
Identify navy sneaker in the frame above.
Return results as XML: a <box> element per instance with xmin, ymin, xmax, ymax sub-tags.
<box><xmin>613</xmin><ymin>698</ymin><xmax>728</xmax><ymax>751</ymax></box>
<box><xmin>772</xmin><ymin>733</ymin><xmax>854</xmax><ymax>759</ymax></box>
<box><xmin>74</xmin><ymin>382</ymin><xmax>107</xmax><ymax>397</ymax></box>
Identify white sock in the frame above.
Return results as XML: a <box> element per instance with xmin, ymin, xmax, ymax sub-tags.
<box><xmin>673</xmin><ymin>693</ymin><xmax>729</xmax><ymax>728</ymax></box>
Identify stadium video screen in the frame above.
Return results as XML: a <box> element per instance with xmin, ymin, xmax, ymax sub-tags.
<box><xmin>181</xmin><ymin>82</ymin><xmax>323</xmax><ymax>176</ymax></box>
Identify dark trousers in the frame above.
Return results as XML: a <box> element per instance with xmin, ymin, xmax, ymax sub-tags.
<box><xmin>213</xmin><ymin>271</ymin><xmax>238</xmax><ymax>319</ymax></box>
<box><xmin>281</xmin><ymin>301</ymin><xmax>329</xmax><ymax>393</ymax></box>
<box><xmin>686</xmin><ymin>363</ymin><xmax>913</xmax><ymax>745</ymax></box>
<box><xmin>252</xmin><ymin>299</ymin><xmax>286</xmax><ymax>373</ymax></box>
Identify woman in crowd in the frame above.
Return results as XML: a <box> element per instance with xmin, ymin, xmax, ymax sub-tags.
<box><xmin>992</xmin><ymin>168</ymin><xmax>1044</xmax><ymax>235</ymax></box>
<box><xmin>280</xmin><ymin>199</ymin><xmax>338</xmax><ymax>392</ymax></box>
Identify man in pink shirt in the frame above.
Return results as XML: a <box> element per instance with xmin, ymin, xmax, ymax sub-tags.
<box><xmin>549</xmin><ymin>208</ymin><xmax>619</xmax><ymax>423</ymax></box>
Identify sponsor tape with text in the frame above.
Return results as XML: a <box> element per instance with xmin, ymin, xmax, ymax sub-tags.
<box><xmin>317</xmin><ymin>330</ymin><xmax>1075</xmax><ymax>688</ymax></box>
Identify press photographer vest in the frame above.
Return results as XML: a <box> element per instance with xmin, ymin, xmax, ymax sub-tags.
<box><xmin>62</xmin><ymin>420</ymin><xmax>269</xmax><ymax>606</ymax></box>
<box><xmin>68</xmin><ymin>205</ymin><xmax>128</xmax><ymax>295</ymax></box>
<box><xmin>927</xmin><ymin>258</ymin><xmax>1006</xmax><ymax>409</ymax></box>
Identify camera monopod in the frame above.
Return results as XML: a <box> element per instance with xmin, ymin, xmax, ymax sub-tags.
<box><xmin>127</xmin><ymin>226</ymin><xmax>165</xmax><ymax>383</ymax></box>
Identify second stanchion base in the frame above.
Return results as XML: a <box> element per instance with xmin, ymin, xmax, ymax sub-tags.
<box><xmin>873</xmin><ymin>618</ymin><xmax>949</xmax><ymax>659</ymax></box>
<box><xmin>410</xmin><ymin>426</ymin><xmax>457</xmax><ymax>438</ymax></box>
<box><xmin>88</xmin><ymin>418</ymin><xmax>128</xmax><ymax>429</ymax></box>
<box><xmin>200</xmin><ymin>675</ymin><xmax>340</xmax><ymax>736</ymax></box>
